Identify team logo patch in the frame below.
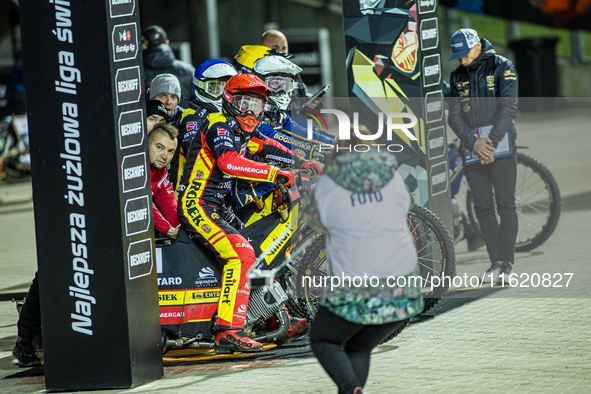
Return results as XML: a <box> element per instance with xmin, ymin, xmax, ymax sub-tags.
<box><xmin>195</xmin><ymin>171</ymin><xmax>203</xmax><ymax>180</ymax></box>
<box><xmin>217</xmin><ymin>128</ymin><xmax>229</xmax><ymax>136</ymax></box>
<box><xmin>187</xmin><ymin>121</ymin><xmax>198</xmax><ymax>131</ymax></box>
<box><xmin>486</xmin><ymin>75</ymin><xmax>495</xmax><ymax>88</ymax></box>
<box><xmin>202</xmin><ymin>224</ymin><xmax>211</xmax><ymax>233</ymax></box>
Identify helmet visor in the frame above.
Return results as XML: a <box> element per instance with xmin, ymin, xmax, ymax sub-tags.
<box><xmin>264</xmin><ymin>76</ymin><xmax>296</xmax><ymax>93</ymax></box>
<box><xmin>198</xmin><ymin>80</ymin><xmax>227</xmax><ymax>99</ymax></box>
<box><xmin>232</xmin><ymin>95</ymin><xmax>267</xmax><ymax>116</ymax></box>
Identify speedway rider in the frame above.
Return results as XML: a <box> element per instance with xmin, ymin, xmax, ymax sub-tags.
<box><xmin>177</xmin><ymin>74</ymin><xmax>307</xmax><ymax>354</ymax></box>
<box><xmin>253</xmin><ymin>54</ymin><xmax>336</xmax><ymax>158</ymax></box>
<box><xmin>233</xmin><ymin>45</ymin><xmax>336</xmax><ymax>157</ymax></box>
<box><xmin>170</xmin><ymin>59</ymin><xmax>238</xmax><ymax>190</ymax></box>
<box><xmin>232</xmin><ymin>49</ymin><xmax>330</xmax><ymax>207</ymax></box>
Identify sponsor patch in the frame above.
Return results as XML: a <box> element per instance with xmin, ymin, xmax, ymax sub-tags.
<box><xmin>187</xmin><ymin>121</ymin><xmax>198</xmax><ymax>131</ymax></box>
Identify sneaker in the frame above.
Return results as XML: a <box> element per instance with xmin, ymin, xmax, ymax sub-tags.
<box><xmin>12</xmin><ymin>339</ymin><xmax>41</xmax><ymax>367</ymax></box>
<box><xmin>498</xmin><ymin>261</ymin><xmax>513</xmax><ymax>283</ymax></box>
<box><xmin>481</xmin><ymin>262</ymin><xmax>501</xmax><ymax>283</ymax></box>
<box><xmin>214</xmin><ymin>330</ymin><xmax>263</xmax><ymax>354</ymax></box>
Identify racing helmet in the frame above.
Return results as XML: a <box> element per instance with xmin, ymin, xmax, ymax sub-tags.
<box><xmin>222</xmin><ymin>74</ymin><xmax>272</xmax><ymax>134</ymax></box>
<box><xmin>253</xmin><ymin>55</ymin><xmax>302</xmax><ymax>111</ymax></box>
<box><xmin>233</xmin><ymin>45</ymin><xmax>272</xmax><ymax>73</ymax></box>
<box><xmin>193</xmin><ymin>60</ymin><xmax>238</xmax><ymax>112</ymax></box>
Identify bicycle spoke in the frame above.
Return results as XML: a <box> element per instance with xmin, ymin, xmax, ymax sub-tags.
<box><xmin>520</xmin><ymin>202</ymin><xmax>550</xmax><ymax>216</ymax></box>
<box><xmin>517</xmin><ymin>211</ymin><xmax>547</xmax><ymax>228</ymax></box>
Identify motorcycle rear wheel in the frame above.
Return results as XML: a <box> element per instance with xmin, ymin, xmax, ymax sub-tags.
<box><xmin>408</xmin><ymin>205</ymin><xmax>456</xmax><ymax>311</ymax></box>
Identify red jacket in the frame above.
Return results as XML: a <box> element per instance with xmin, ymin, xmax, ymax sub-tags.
<box><xmin>151</xmin><ymin>167</ymin><xmax>180</xmax><ymax>234</ymax></box>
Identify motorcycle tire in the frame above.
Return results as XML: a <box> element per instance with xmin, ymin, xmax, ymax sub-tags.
<box><xmin>408</xmin><ymin>205</ymin><xmax>456</xmax><ymax>312</ymax></box>
<box><xmin>292</xmin><ymin>236</ymin><xmax>330</xmax><ymax>324</ymax></box>
<box><xmin>279</xmin><ymin>229</ymin><xmax>321</xmax><ymax>321</ymax></box>
<box><xmin>466</xmin><ymin>153</ymin><xmax>561</xmax><ymax>252</ymax></box>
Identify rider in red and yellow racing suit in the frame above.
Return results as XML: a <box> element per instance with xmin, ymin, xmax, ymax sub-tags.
<box><xmin>177</xmin><ymin>74</ymin><xmax>298</xmax><ymax>353</ymax></box>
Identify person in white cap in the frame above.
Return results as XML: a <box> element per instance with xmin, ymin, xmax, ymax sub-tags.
<box><xmin>447</xmin><ymin>28</ymin><xmax>519</xmax><ymax>284</ymax></box>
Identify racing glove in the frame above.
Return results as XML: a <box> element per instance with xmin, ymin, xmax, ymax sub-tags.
<box><xmin>301</xmin><ymin>160</ymin><xmax>323</xmax><ymax>175</ymax></box>
<box><xmin>276</xmin><ymin>169</ymin><xmax>295</xmax><ymax>187</ymax></box>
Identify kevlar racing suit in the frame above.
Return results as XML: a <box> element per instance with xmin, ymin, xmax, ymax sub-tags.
<box><xmin>232</xmin><ymin>111</ymin><xmax>333</xmax><ymax>208</ymax></box>
<box><xmin>169</xmin><ymin>103</ymin><xmax>211</xmax><ymax>191</ymax></box>
<box><xmin>259</xmin><ymin>110</ymin><xmax>336</xmax><ymax>160</ymax></box>
<box><xmin>178</xmin><ymin>112</ymin><xmax>297</xmax><ymax>331</ymax></box>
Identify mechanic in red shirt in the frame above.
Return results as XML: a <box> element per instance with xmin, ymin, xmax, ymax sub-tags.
<box><xmin>149</xmin><ymin>122</ymin><xmax>181</xmax><ymax>239</ymax></box>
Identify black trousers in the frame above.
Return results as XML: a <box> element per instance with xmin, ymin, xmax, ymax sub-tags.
<box><xmin>17</xmin><ymin>271</ymin><xmax>41</xmax><ymax>343</ymax></box>
<box><xmin>464</xmin><ymin>154</ymin><xmax>518</xmax><ymax>263</ymax></box>
<box><xmin>310</xmin><ymin>306</ymin><xmax>407</xmax><ymax>394</ymax></box>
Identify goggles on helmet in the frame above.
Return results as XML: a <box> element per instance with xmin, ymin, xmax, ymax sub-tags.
<box><xmin>229</xmin><ymin>94</ymin><xmax>267</xmax><ymax>116</ymax></box>
<box><xmin>197</xmin><ymin>79</ymin><xmax>227</xmax><ymax>99</ymax></box>
<box><xmin>264</xmin><ymin>76</ymin><xmax>297</xmax><ymax>93</ymax></box>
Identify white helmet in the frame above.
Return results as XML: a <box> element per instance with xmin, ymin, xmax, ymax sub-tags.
<box><xmin>253</xmin><ymin>56</ymin><xmax>302</xmax><ymax>110</ymax></box>
<box><xmin>193</xmin><ymin>59</ymin><xmax>238</xmax><ymax>112</ymax></box>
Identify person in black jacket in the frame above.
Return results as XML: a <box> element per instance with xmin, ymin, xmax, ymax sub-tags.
<box><xmin>447</xmin><ymin>28</ymin><xmax>519</xmax><ymax>283</ymax></box>
<box><xmin>142</xmin><ymin>25</ymin><xmax>195</xmax><ymax>105</ymax></box>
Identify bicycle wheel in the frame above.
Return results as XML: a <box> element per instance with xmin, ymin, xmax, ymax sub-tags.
<box><xmin>408</xmin><ymin>205</ymin><xmax>456</xmax><ymax>312</ymax></box>
<box><xmin>466</xmin><ymin>153</ymin><xmax>561</xmax><ymax>252</ymax></box>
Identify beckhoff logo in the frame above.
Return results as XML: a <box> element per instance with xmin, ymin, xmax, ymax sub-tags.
<box><xmin>307</xmin><ymin>109</ymin><xmax>418</xmax><ymax>153</ymax></box>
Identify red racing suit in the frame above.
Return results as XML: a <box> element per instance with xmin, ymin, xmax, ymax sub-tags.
<box><xmin>151</xmin><ymin>166</ymin><xmax>180</xmax><ymax>235</ymax></box>
<box><xmin>178</xmin><ymin>112</ymin><xmax>296</xmax><ymax>331</ymax></box>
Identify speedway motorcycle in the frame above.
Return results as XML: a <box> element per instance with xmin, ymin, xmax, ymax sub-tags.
<box><xmin>155</xmin><ymin>171</ymin><xmax>319</xmax><ymax>353</ymax></box>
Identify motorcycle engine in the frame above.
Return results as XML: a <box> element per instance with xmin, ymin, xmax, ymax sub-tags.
<box><xmin>244</xmin><ymin>281</ymin><xmax>289</xmax><ymax>327</ymax></box>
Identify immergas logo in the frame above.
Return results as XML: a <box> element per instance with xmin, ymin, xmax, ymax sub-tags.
<box><xmin>307</xmin><ymin>109</ymin><xmax>418</xmax><ymax>153</ymax></box>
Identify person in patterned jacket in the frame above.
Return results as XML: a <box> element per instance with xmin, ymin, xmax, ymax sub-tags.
<box><xmin>302</xmin><ymin>137</ymin><xmax>424</xmax><ymax>394</ymax></box>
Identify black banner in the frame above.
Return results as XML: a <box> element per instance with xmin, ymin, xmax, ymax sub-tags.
<box><xmin>341</xmin><ymin>0</ymin><xmax>452</xmax><ymax>228</ymax></box>
<box><xmin>19</xmin><ymin>0</ymin><xmax>162</xmax><ymax>390</ymax></box>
